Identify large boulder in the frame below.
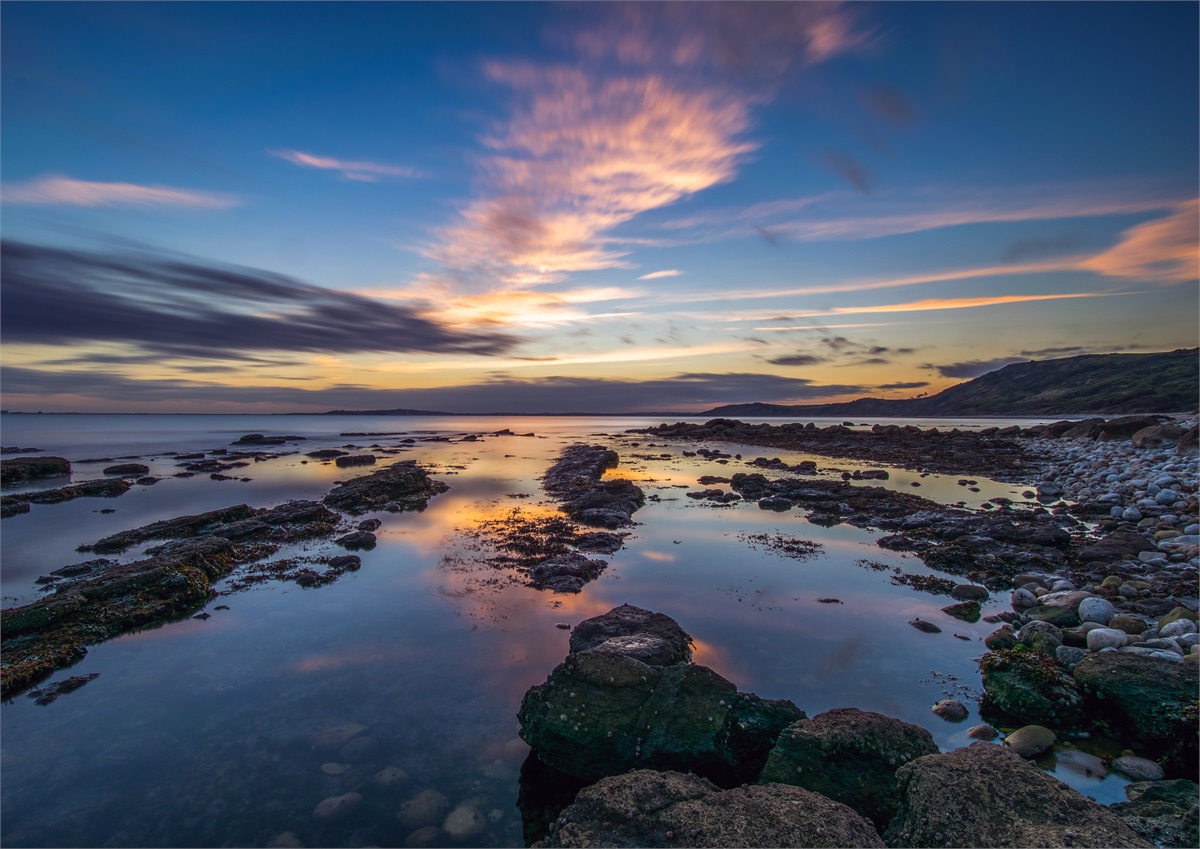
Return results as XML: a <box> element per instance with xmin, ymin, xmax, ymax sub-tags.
<box><xmin>518</xmin><ymin>606</ymin><xmax>803</xmax><ymax>785</ymax></box>
<box><xmin>1072</xmin><ymin>652</ymin><xmax>1199</xmax><ymax>776</ymax></box>
<box><xmin>1109</xmin><ymin>779</ymin><xmax>1200</xmax><ymax>849</ymax></box>
<box><xmin>979</xmin><ymin>650</ymin><xmax>1084</xmax><ymax>727</ymax></box>
<box><xmin>884</xmin><ymin>743</ymin><xmax>1151</xmax><ymax>847</ymax></box>
<box><xmin>758</xmin><ymin>708</ymin><xmax>938</xmax><ymax>830</ymax></box>
<box><xmin>538</xmin><ymin>769</ymin><xmax>884</xmax><ymax>848</ymax></box>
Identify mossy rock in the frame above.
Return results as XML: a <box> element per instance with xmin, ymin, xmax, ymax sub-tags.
<box><xmin>980</xmin><ymin>649</ymin><xmax>1084</xmax><ymax>728</ymax></box>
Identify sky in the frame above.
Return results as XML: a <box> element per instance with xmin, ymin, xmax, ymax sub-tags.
<box><xmin>1</xmin><ymin>1</ymin><xmax>1197</xmax><ymax>414</ymax></box>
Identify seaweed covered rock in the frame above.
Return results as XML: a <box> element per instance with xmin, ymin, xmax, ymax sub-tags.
<box><xmin>979</xmin><ymin>649</ymin><xmax>1084</xmax><ymax>727</ymax></box>
<box><xmin>322</xmin><ymin>460</ymin><xmax>448</xmax><ymax>514</ymax></box>
<box><xmin>0</xmin><ymin>455</ymin><xmax>71</xmax><ymax>483</ymax></box>
<box><xmin>884</xmin><ymin>743</ymin><xmax>1151</xmax><ymax>848</ymax></box>
<box><xmin>518</xmin><ymin>606</ymin><xmax>803</xmax><ymax>786</ymax></box>
<box><xmin>538</xmin><ymin>769</ymin><xmax>884</xmax><ymax>848</ymax></box>
<box><xmin>1</xmin><ymin>477</ymin><xmax>131</xmax><ymax>517</ymax></box>
<box><xmin>542</xmin><ymin>445</ymin><xmax>644</xmax><ymax>529</ymax></box>
<box><xmin>1072</xmin><ymin>652</ymin><xmax>1199</xmax><ymax>777</ymax></box>
<box><xmin>1109</xmin><ymin>780</ymin><xmax>1200</xmax><ymax>849</ymax></box>
<box><xmin>758</xmin><ymin>708</ymin><xmax>938</xmax><ymax>830</ymax></box>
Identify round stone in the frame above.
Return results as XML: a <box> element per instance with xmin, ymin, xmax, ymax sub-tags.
<box><xmin>1086</xmin><ymin>628</ymin><xmax>1128</xmax><ymax>651</ymax></box>
<box><xmin>313</xmin><ymin>792</ymin><xmax>363</xmax><ymax>822</ymax></box>
<box><xmin>1003</xmin><ymin>725</ymin><xmax>1055</xmax><ymax>759</ymax></box>
<box><xmin>443</xmin><ymin>804</ymin><xmax>487</xmax><ymax>842</ymax></box>
<box><xmin>966</xmin><ymin>724</ymin><xmax>997</xmax><ymax>740</ymax></box>
<box><xmin>931</xmin><ymin>699</ymin><xmax>968</xmax><ymax>721</ymax></box>
<box><xmin>1160</xmin><ymin>618</ymin><xmax>1198</xmax><ymax>637</ymax></box>
<box><xmin>1111</xmin><ymin>755</ymin><xmax>1165</xmax><ymax>782</ymax></box>
<box><xmin>1078</xmin><ymin>597</ymin><xmax>1116</xmax><ymax>626</ymax></box>
<box><xmin>399</xmin><ymin>790</ymin><xmax>450</xmax><ymax>830</ymax></box>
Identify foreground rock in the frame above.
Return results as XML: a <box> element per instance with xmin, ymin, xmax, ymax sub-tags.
<box><xmin>1110</xmin><ymin>779</ymin><xmax>1200</xmax><ymax>849</ymax></box>
<box><xmin>323</xmin><ymin>460</ymin><xmax>448</xmax><ymax>514</ymax></box>
<box><xmin>758</xmin><ymin>707</ymin><xmax>938</xmax><ymax>830</ymax></box>
<box><xmin>1</xmin><ymin>455</ymin><xmax>71</xmax><ymax>483</ymax></box>
<box><xmin>1</xmin><ymin>478</ymin><xmax>131</xmax><ymax>518</ymax></box>
<box><xmin>543</xmin><ymin>444</ymin><xmax>645</xmax><ymax>529</ymax></box>
<box><xmin>518</xmin><ymin>605</ymin><xmax>803</xmax><ymax>785</ymax></box>
<box><xmin>884</xmin><ymin>743</ymin><xmax>1151</xmax><ymax>847</ymax></box>
<box><xmin>538</xmin><ymin>769</ymin><xmax>884</xmax><ymax>848</ymax></box>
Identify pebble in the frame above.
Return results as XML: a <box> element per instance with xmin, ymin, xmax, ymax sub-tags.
<box><xmin>1054</xmin><ymin>748</ymin><xmax>1107</xmax><ymax>779</ymax></box>
<box><xmin>1004</xmin><ymin>725</ymin><xmax>1055</xmax><ymax>758</ymax></box>
<box><xmin>373</xmin><ymin>766</ymin><xmax>410</xmax><ymax>787</ymax></box>
<box><xmin>1110</xmin><ymin>755</ymin><xmax>1165</xmax><ymax>782</ymax></box>
<box><xmin>1077</xmin><ymin>597</ymin><xmax>1116</xmax><ymax>626</ymax></box>
<box><xmin>931</xmin><ymin>699</ymin><xmax>968</xmax><ymax>721</ymax></box>
<box><xmin>1086</xmin><ymin>628</ymin><xmax>1128</xmax><ymax>651</ymax></box>
<box><xmin>908</xmin><ymin>618</ymin><xmax>942</xmax><ymax>633</ymax></box>
<box><xmin>966</xmin><ymin>724</ymin><xmax>997</xmax><ymax>740</ymax></box>
<box><xmin>443</xmin><ymin>803</ymin><xmax>487</xmax><ymax>841</ymax></box>
<box><xmin>399</xmin><ymin>789</ymin><xmax>450</xmax><ymax>830</ymax></box>
<box><xmin>320</xmin><ymin>762</ymin><xmax>348</xmax><ymax>776</ymax></box>
<box><xmin>1159</xmin><ymin>618</ymin><xmax>1197</xmax><ymax>637</ymax></box>
<box><xmin>313</xmin><ymin>792</ymin><xmax>363</xmax><ymax>822</ymax></box>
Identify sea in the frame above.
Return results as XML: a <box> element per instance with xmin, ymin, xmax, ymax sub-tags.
<box><xmin>0</xmin><ymin>414</ymin><xmax>1131</xmax><ymax>847</ymax></box>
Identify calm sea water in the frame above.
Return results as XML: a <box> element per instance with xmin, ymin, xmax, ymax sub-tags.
<box><xmin>0</xmin><ymin>414</ymin><xmax>1126</xmax><ymax>847</ymax></box>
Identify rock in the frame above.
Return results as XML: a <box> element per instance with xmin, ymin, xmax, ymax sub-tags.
<box><xmin>1012</xmin><ymin>587</ymin><xmax>1039</xmax><ymax>610</ymax></box>
<box><xmin>1055</xmin><ymin>748</ymin><xmax>1107</xmax><ymax>779</ymax></box>
<box><xmin>1004</xmin><ymin>724</ymin><xmax>1056</xmax><ymax>758</ymax></box>
<box><xmin>951</xmin><ymin>584</ymin><xmax>990</xmax><ymax>600</ymax></box>
<box><xmin>942</xmin><ymin>600</ymin><xmax>981</xmax><ymax>621</ymax></box>
<box><xmin>528</xmin><ymin>553</ymin><xmax>608</xmax><ymax>594</ymax></box>
<box><xmin>102</xmin><ymin>463</ymin><xmax>150</xmax><ymax>476</ymax></box>
<box><xmin>335</xmin><ymin>454</ymin><xmax>376</xmax><ymax>468</ymax></box>
<box><xmin>1056</xmin><ymin>645</ymin><xmax>1088</xmax><ymax>668</ymax></box>
<box><xmin>403</xmin><ymin>826</ymin><xmax>444</xmax><ymax>848</ymax></box>
<box><xmin>543</xmin><ymin>445</ymin><xmax>645</xmax><ymax>529</ymax></box>
<box><xmin>1016</xmin><ymin>620</ymin><xmax>1063</xmax><ymax>655</ymax></box>
<box><xmin>757</xmin><ymin>497</ymin><xmax>793</xmax><ymax>512</ymax></box>
<box><xmin>1022</xmin><ymin>604</ymin><xmax>1081</xmax><ymax>628</ymax></box>
<box><xmin>518</xmin><ymin>607</ymin><xmax>803</xmax><ymax>785</ymax></box>
<box><xmin>1111</xmin><ymin>756</ymin><xmax>1165</xmax><ymax>782</ymax></box>
<box><xmin>1072</xmin><ymin>652</ymin><xmax>1199</xmax><ymax>775</ymax></box>
<box><xmin>0</xmin><ymin>456</ymin><xmax>71</xmax><ymax>484</ymax></box>
<box><xmin>884</xmin><ymin>743</ymin><xmax>1151</xmax><ymax>848</ymax></box>
<box><xmin>1177</xmin><ymin>425</ymin><xmax>1199</xmax><ymax>456</ymax></box>
<box><xmin>539</xmin><ymin>769</ymin><xmax>884</xmax><ymax>848</ymax></box>
<box><xmin>979</xmin><ymin>650</ymin><xmax>1084</xmax><ymax>727</ymax></box>
<box><xmin>306</xmin><ymin>449</ymin><xmax>349</xmax><ymax>459</ymax></box>
<box><xmin>335</xmin><ymin>531</ymin><xmax>377</xmax><ymax>551</ymax></box>
<box><xmin>908</xmin><ymin>618</ymin><xmax>941</xmax><ymax>633</ymax></box>
<box><xmin>321</xmin><ymin>762</ymin><xmax>348</xmax><ymax>775</ymax></box>
<box><xmin>399</xmin><ymin>789</ymin><xmax>450</xmax><ymax>830</ymax></box>
<box><xmin>1110</xmin><ymin>780</ymin><xmax>1200</xmax><ymax>849</ymax></box>
<box><xmin>1160</xmin><ymin>617</ymin><xmax>1198</xmax><ymax>638</ymax></box>
<box><xmin>323</xmin><ymin>460</ymin><xmax>448</xmax><ymax>514</ymax></box>
<box><xmin>1087</xmin><ymin>628</ymin><xmax>1129</xmax><ymax>651</ymax></box>
<box><xmin>373</xmin><ymin>766</ymin><xmax>409</xmax><ymax>787</ymax></box>
<box><xmin>567</xmin><ymin>604</ymin><xmax>693</xmax><ymax>667</ymax></box>
<box><xmin>967</xmin><ymin>724</ymin><xmax>998</xmax><ymax>740</ymax></box>
<box><xmin>931</xmin><ymin>699</ymin><xmax>969</xmax><ymax>722</ymax></box>
<box><xmin>758</xmin><ymin>708</ymin><xmax>939</xmax><ymax>829</ymax></box>
<box><xmin>1079</xmin><ymin>597</ymin><xmax>1117</xmax><ymax>626</ymax></box>
<box><xmin>443</xmin><ymin>803</ymin><xmax>486</xmax><ymax>842</ymax></box>
<box><xmin>313</xmin><ymin>792</ymin><xmax>363</xmax><ymax>821</ymax></box>
<box><xmin>985</xmin><ymin>625</ymin><xmax>1018</xmax><ymax>651</ymax></box>
<box><xmin>357</xmin><ymin>518</ymin><xmax>382</xmax><ymax>532</ymax></box>
<box><xmin>1132</xmin><ymin>425</ymin><xmax>1185</xmax><ymax>450</ymax></box>
<box><xmin>1110</xmin><ymin>615</ymin><xmax>1148</xmax><ymax>634</ymax></box>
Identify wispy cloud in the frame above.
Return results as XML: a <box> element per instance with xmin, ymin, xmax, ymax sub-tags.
<box><xmin>1081</xmin><ymin>200</ymin><xmax>1199</xmax><ymax>283</ymax></box>
<box><xmin>0</xmin><ymin>240</ymin><xmax>513</xmax><ymax>361</ymax></box>
<box><xmin>924</xmin><ymin>357</ymin><xmax>1028</xmax><ymax>379</ymax></box>
<box><xmin>822</xmin><ymin>292</ymin><xmax>1129</xmax><ymax>316</ymax></box>
<box><xmin>269</xmin><ymin>149</ymin><xmax>424</xmax><ymax>182</ymax></box>
<box><xmin>1</xmin><ymin>173</ymin><xmax>239</xmax><ymax>208</ymax></box>
<box><xmin>638</xmin><ymin>269</ymin><xmax>683</xmax><ymax>280</ymax></box>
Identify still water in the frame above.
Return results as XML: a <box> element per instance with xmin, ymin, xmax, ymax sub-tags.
<box><xmin>0</xmin><ymin>414</ymin><xmax>1126</xmax><ymax>847</ymax></box>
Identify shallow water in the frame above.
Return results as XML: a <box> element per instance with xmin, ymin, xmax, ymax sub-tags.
<box><xmin>0</xmin><ymin>414</ymin><xmax>1129</xmax><ymax>847</ymax></box>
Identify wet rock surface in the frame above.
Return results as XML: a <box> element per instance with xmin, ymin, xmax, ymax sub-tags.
<box><xmin>322</xmin><ymin>460</ymin><xmax>448</xmax><ymax>514</ymax></box>
<box><xmin>758</xmin><ymin>708</ymin><xmax>938</xmax><ymax>830</ymax></box>
<box><xmin>518</xmin><ymin>605</ymin><xmax>803</xmax><ymax>786</ymax></box>
<box><xmin>1</xmin><ymin>455</ymin><xmax>71</xmax><ymax>483</ymax></box>
<box><xmin>538</xmin><ymin>769</ymin><xmax>885</xmax><ymax>848</ymax></box>
<box><xmin>543</xmin><ymin>444</ymin><xmax>645</xmax><ymax>529</ymax></box>
<box><xmin>1109</xmin><ymin>779</ymin><xmax>1200</xmax><ymax>849</ymax></box>
<box><xmin>1</xmin><ymin>477</ymin><xmax>131</xmax><ymax>517</ymax></box>
<box><xmin>884</xmin><ymin>743</ymin><xmax>1151</xmax><ymax>848</ymax></box>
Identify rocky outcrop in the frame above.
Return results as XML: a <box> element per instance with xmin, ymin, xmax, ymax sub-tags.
<box><xmin>1</xmin><ymin>455</ymin><xmax>71</xmax><ymax>483</ymax></box>
<box><xmin>979</xmin><ymin>650</ymin><xmax>1084</xmax><ymax>727</ymax></box>
<box><xmin>758</xmin><ymin>708</ymin><xmax>938</xmax><ymax>830</ymax></box>
<box><xmin>884</xmin><ymin>743</ymin><xmax>1151</xmax><ymax>848</ymax></box>
<box><xmin>322</xmin><ymin>460</ymin><xmax>448</xmax><ymax>514</ymax></box>
<box><xmin>518</xmin><ymin>606</ymin><xmax>803</xmax><ymax>786</ymax></box>
<box><xmin>1</xmin><ymin>478</ymin><xmax>131</xmax><ymax>517</ymax></box>
<box><xmin>1071</xmin><ymin>652</ymin><xmax>1199</xmax><ymax>776</ymax></box>
<box><xmin>537</xmin><ymin>769</ymin><xmax>884</xmax><ymax>848</ymax></box>
<box><xmin>542</xmin><ymin>445</ymin><xmax>645</xmax><ymax>529</ymax></box>
<box><xmin>1110</xmin><ymin>780</ymin><xmax>1200</xmax><ymax>849</ymax></box>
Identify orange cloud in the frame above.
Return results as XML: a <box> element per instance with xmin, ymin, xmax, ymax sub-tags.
<box><xmin>269</xmin><ymin>149</ymin><xmax>423</xmax><ymax>181</ymax></box>
<box><xmin>1081</xmin><ymin>200</ymin><xmax>1199</xmax><ymax>283</ymax></box>
<box><xmin>825</xmin><ymin>291</ymin><xmax>1128</xmax><ymax>316</ymax></box>
<box><xmin>1</xmin><ymin>173</ymin><xmax>238</xmax><ymax>208</ymax></box>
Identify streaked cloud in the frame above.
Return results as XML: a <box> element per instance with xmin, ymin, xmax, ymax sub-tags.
<box><xmin>1081</xmin><ymin>200</ymin><xmax>1199</xmax><ymax>283</ymax></box>
<box><xmin>269</xmin><ymin>149</ymin><xmax>424</xmax><ymax>182</ymax></box>
<box><xmin>767</xmin><ymin>354</ymin><xmax>826</xmax><ymax>367</ymax></box>
<box><xmin>822</xmin><ymin>292</ymin><xmax>1128</xmax><ymax>317</ymax></box>
<box><xmin>925</xmin><ymin>357</ymin><xmax>1028</xmax><ymax>379</ymax></box>
<box><xmin>0</xmin><ymin>240</ymin><xmax>513</xmax><ymax>361</ymax></box>
<box><xmin>1</xmin><ymin>173</ymin><xmax>239</xmax><ymax>208</ymax></box>
<box><xmin>878</xmin><ymin>381</ymin><xmax>929</xmax><ymax>390</ymax></box>
<box><xmin>638</xmin><ymin>269</ymin><xmax>683</xmax><ymax>280</ymax></box>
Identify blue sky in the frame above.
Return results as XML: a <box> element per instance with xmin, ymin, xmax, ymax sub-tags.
<box><xmin>2</xmin><ymin>1</ymin><xmax>1196</xmax><ymax>413</ymax></box>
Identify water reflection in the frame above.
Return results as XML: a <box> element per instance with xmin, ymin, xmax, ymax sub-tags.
<box><xmin>1</xmin><ymin>415</ymin><xmax>1123</xmax><ymax>847</ymax></box>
